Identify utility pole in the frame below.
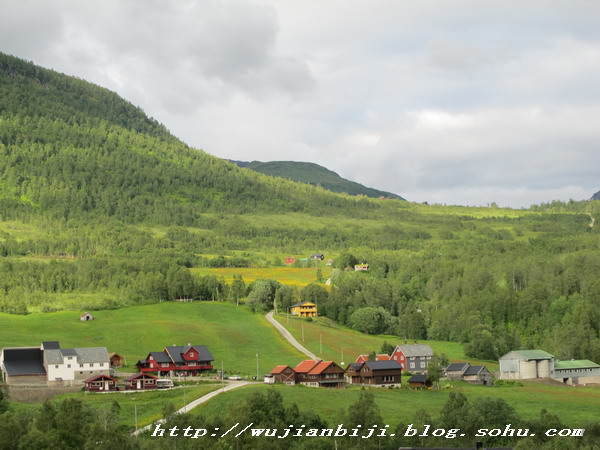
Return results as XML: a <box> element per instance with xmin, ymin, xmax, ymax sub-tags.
<box><xmin>256</xmin><ymin>350</ymin><xmax>259</xmax><ymax>380</ymax></box>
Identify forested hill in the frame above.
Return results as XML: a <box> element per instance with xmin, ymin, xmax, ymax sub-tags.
<box><xmin>0</xmin><ymin>52</ymin><xmax>381</xmax><ymax>225</ymax></box>
<box><xmin>231</xmin><ymin>160</ymin><xmax>405</xmax><ymax>200</ymax></box>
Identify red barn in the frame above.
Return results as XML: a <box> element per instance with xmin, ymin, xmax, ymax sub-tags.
<box><xmin>285</xmin><ymin>257</ymin><xmax>296</xmax><ymax>264</ymax></box>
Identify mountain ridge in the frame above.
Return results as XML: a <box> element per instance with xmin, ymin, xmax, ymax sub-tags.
<box><xmin>230</xmin><ymin>160</ymin><xmax>405</xmax><ymax>200</ymax></box>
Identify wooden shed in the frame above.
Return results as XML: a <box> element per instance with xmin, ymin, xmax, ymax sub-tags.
<box><xmin>408</xmin><ymin>374</ymin><xmax>432</xmax><ymax>388</ymax></box>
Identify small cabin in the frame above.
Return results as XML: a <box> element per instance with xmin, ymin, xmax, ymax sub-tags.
<box><xmin>80</xmin><ymin>312</ymin><xmax>94</xmax><ymax>321</ymax></box>
<box><xmin>109</xmin><ymin>352</ymin><xmax>124</xmax><ymax>368</ymax></box>
<box><xmin>408</xmin><ymin>374</ymin><xmax>432</xmax><ymax>388</ymax></box>
<box><xmin>125</xmin><ymin>373</ymin><xmax>158</xmax><ymax>390</ymax></box>
<box><xmin>84</xmin><ymin>374</ymin><xmax>118</xmax><ymax>392</ymax></box>
<box><xmin>285</xmin><ymin>257</ymin><xmax>296</xmax><ymax>264</ymax></box>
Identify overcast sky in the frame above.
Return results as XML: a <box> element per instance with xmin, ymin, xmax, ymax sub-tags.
<box><xmin>2</xmin><ymin>0</ymin><xmax>599</xmax><ymax>207</ymax></box>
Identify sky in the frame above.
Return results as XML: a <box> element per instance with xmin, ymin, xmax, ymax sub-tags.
<box><xmin>2</xmin><ymin>0</ymin><xmax>599</xmax><ymax>208</ymax></box>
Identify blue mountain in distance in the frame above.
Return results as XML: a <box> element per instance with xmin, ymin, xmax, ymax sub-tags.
<box><xmin>230</xmin><ymin>160</ymin><xmax>405</xmax><ymax>200</ymax></box>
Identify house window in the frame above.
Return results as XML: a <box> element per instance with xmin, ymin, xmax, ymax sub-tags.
<box><xmin>80</xmin><ymin>364</ymin><xmax>84</xmax><ymax>368</ymax></box>
<box><xmin>420</xmin><ymin>362</ymin><xmax>426</xmax><ymax>368</ymax></box>
<box><xmin>189</xmin><ymin>352</ymin><xmax>194</xmax><ymax>358</ymax></box>
<box><xmin>410</xmin><ymin>363</ymin><xmax>415</xmax><ymax>369</ymax></box>
<box><xmin>90</xmin><ymin>363</ymin><xmax>94</xmax><ymax>367</ymax></box>
<box><xmin>55</xmin><ymin>365</ymin><xmax>59</xmax><ymax>369</ymax></box>
<box><xmin>161</xmin><ymin>363</ymin><xmax>169</xmax><ymax>367</ymax></box>
<box><xmin>100</xmin><ymin>363</ymin><xmax>104</xmax><ymax>367</ymax></box>
<box><xmin>68</xmin><ymin>356</ymin><xmax>73</xmax><ymax>360</ymax></box>
<box><xmin>67</xmin><ymin>364</ymin><xmax>71</xmax><ymax>368</ymax></box>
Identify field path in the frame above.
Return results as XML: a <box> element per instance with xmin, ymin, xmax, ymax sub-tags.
<box><xmin>132</xmin><ymin>380</ymin><xmax>252</xmax><ymax>436</ymax></box>
<box><xmin>265</xmin><ymin>311</ymin><xmax>318</xmax><ymax>360</ymax></box>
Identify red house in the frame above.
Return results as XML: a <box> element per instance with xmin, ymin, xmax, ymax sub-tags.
<box><xmin>136</xmin><ymin>344</ymin><xmax>214</xmax><ymax>377</ymax></box>
<box><xmin>125</xmin><ymin>372</ymin><xmax>158</xmax><ymax>390</ymax></box>
<box><xmin>270</xmin><ymin>365</ymin><xmax>296</xmax><ymax>385</ymax></box>
<box><xmin>285</xmin><ymin>257</ymin><xmax>296</xmax><ymax>265</ymax></box>
<box><xmin>84</xmin><ymin>374</ymin><xmax>118</xmax><ymax>392</ymax></box>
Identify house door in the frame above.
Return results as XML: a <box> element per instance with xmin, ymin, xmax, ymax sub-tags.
<box><xmin>137</xmin><ymin>380</ymin><xmax>141</xmax><ymax>389</ymax></box>
<box><xmin>104</xmin><ymin>382</ymin><xmax>109</xmax><ymax>390</ymax></box>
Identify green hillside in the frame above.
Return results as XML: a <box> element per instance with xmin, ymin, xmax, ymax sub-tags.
<box><xmin>1</xmin><ymin>51</ymin><xmax>600</xmax><ymax>372</ymax></box>
<box><xmin>0</xmin><ymin>302</ymin><xmax>304</xmax><ymax>374</ymax></box>
<box><xmin>231</xmin><ymin>160</ymin><xmax>405</xmax><ymax>199</ymax></box>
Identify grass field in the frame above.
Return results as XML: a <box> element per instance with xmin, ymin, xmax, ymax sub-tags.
<box><xmin>190</xmin><ymin>266</ymin><xmax>332</xmax><ymax>287</ymax></box>
<box><xmin>273</xmin><ymin>314</ymin><xmax>499</xmax><ymax>371</ymax></box>
<box><xmin>0</xmin><ymin>302</ymin><xmax>305</xmax><ymax>374</ymax></box>
<box><xmin>196</xmin><ymin>382</ymin><xmax>600</xmax><ymax>427</ymax></box>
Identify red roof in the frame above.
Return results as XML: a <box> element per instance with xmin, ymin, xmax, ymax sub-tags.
<box><xmin>355</xmin><ymin>354</ymin><xmax>369</xmax><ymax>363</ymax></box>
<box><xmin>307</xmin><ymin>361</ymin><xmax>333</xmax><ymax>375</ymax></box>
<box><xmin>83</xmin><ymin>374</ymin><xmax>118</xmax><ymax>383</ymax></box>
<box><xmin>294</xmin><ymin>360</ymin><xmax>320</xmax><ymax>373</ymax></box>
<box><xmin>376</xmin><ymin>354</ymin><xmax>391</xmax><ymax>361</ymax></box>
<box><xmin>270</xmin><ymin>365</ymin><xmax>292</xmax><ymax>374</ymax></box>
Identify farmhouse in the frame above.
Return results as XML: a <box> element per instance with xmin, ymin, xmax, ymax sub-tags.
<box><xmin>391</xmin><ymin>342</ymin><xmax>433</xmax><ymax>374</ymax></box>
<box><xmin>498</xmin><ymin>350</ymin><xmax>555</xmax><ymax>380</ymax></box>
<box><xmin>84</xmin><ymin>374</ymin><xmax>118</xmax><ymax>392</ymax></box>
<box><xmin>270</xmin><ymin>365</ymin><xmax>296</xmax><ymax>385</ymax></box>
<box><xmin>285</xmin><ymin>257</ymin><xmax>296</xmax><ymax>265</ymax></box>
<box><xmin>303</xmin><ymin>361</ymin><xmax>346</xmax><ymax>388</ymax></box>
<box><xmin>290</xmin><ymin>301</ymin><xmax>317</xmax><ymax>317</ymax></box>
<box><xmin>43</xmin><ymin>342</ymin><xmax>110</xmax><ymax>383</ymax></box>
<box><xmin>345</xmin><ymin>363</ymin><xmax>363</xmax><ymax>384</ymax></box>
<box><xmin>136</xmin><ymin>344</ymin><xmax>214</xmax><ymax>377</ymax></box>
<box><xmin>353</xmin><ymin>360</ymin><xmax>402</xmax><ymax>386</ymax></box>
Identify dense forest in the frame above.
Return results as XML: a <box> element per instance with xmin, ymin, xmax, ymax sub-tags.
<box><xmin>2</xmin><ymin>51</ymin><xmax>600</xmax><ymax>368</ymax></box>
<box><xmin>1</xmin><ymin>389</ymin><xmax>598</xmax><ymax>449</ymax></box>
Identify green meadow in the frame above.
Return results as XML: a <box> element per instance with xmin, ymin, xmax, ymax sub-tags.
<box><xmin>197</xmin><ymin>382</ymin><xmax>600</xmax><ymax>427</ymax></box>
<box><xmin>273</xmin><ymin>314</ymin><xmax>499</xmax><ymax>371</ymax></box>
<box><xmin>190</xmin><ymin>266</ymin><xmax>332</xmax><ymax>287</ymax></box>
<box><xmin>0</xmin><ymin>302</ymin><xmax>305</xmax><ymax>374</ymax></box>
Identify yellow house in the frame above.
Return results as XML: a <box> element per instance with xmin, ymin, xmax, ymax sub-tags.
<box><xmin>290</xmin><ymin>301</ymin><xmax>318</xmax><ymax>317</ymax></box>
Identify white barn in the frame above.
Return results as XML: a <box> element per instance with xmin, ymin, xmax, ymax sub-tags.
<box><xmin>498</xmin><ymin>350</ymin><xmax>555</xmax><ymax>380</ymax></box>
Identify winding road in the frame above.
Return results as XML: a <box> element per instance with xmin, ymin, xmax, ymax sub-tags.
<box><xmin>133</xmin><ymin>311</ymin><xmax>315</xmax><ymax>436</ymax></box>
<box><xmin>265</xmin><ymin>310</ymin><xmax>318</xmax><ymax>360</ymax></box>
<box><xmin>132</xmin><ymin>380</ymin><xmax>252</xmax><ymax>436</ymax></box>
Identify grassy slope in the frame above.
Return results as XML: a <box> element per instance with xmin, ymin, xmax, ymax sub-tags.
<box><xmin>273</xmin><ymin>314</ymin><xmax>499</xmax><ymax>371</ymax></box>
<box><xmin>196</xmin><ymin>382</ymin><xmax>600</xmax><ymax>427</ymax></box>
<box><xmin>0</xmin><ymin>302</ymin><xmax>305</xmax><ymax>374</ymax></box>
<box><xmin>190</xmin><ymin>267</ymin><xmax>333</xmax><ymax>287</ymax></box>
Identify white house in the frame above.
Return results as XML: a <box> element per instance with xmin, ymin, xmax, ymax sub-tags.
<box><xmin>42</xmin><ymin>341</ymin><xmax>110</xmax><ymax>383</ymax></box>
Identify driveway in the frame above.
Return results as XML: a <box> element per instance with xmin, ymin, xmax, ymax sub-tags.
<box><xmin>265</xmin><ymin>311</ymin><xmax>318</xmax><ymax>360</ymax></box>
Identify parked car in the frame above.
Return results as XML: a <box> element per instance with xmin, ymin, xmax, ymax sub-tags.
<box><xmin>229</xmin><ymin>375</ymin><xmax>242</xmax><ymax>380</ymax></box>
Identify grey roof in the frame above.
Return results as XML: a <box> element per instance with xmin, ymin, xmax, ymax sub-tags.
<box><xmin>62</xmin><ymin>348</ymin><xmax>78</xmax><ymax>357</ymax></box>
<box><xmin>73</xmin><ymin>347</ymin><xmax>109</xmax><ymax>364</ymax></box>
<box><xmin>463</xmin><ymin>365</ymin><xmax>487</xmax><ymax>376</ymax></box>
<box><xmin>446</xmin><ymin>363</ymin><xmax>469</xmax><ymax>372</ymax></box>
<box><xmin>397</xmin><ymin>344</ymin><xmax>434</xmax><ymax>357</ymax></box>
<box><xmin>364</xmin><ymin>360</ymin><xmax>403</xmax><ymax>371</ymax></box>
<box><xmin>44</xmin><ymin>349</ymin><xmax>64</xmax><ymax>365</ymax></box>
<box><xmin>150</xmin><ymin>351</ymin><xmax>171</xmax><ymax>364</ymax></box>
<box><xmin>42</xmin><ymin>341</ymin><xmax>60</xmax><ymax>350</ymax></box>
<box><xmin>408</xmin><ymin>374</ymin><xmax>428</xmax><ymax>383</ymax></box>
<box><xmin>166</xmin><ymin>345</ymin><xmax>214</xmax><ymax>362</ymax></box>
<box><xmin>2</xmin><ymin>348</ymin><xmax>46</xmax><ymax>376</ymax></box>
<box><xmin>348</xmin><ymin>363</ymin><xmax>363</xmax><ymax>371</ymax></box>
